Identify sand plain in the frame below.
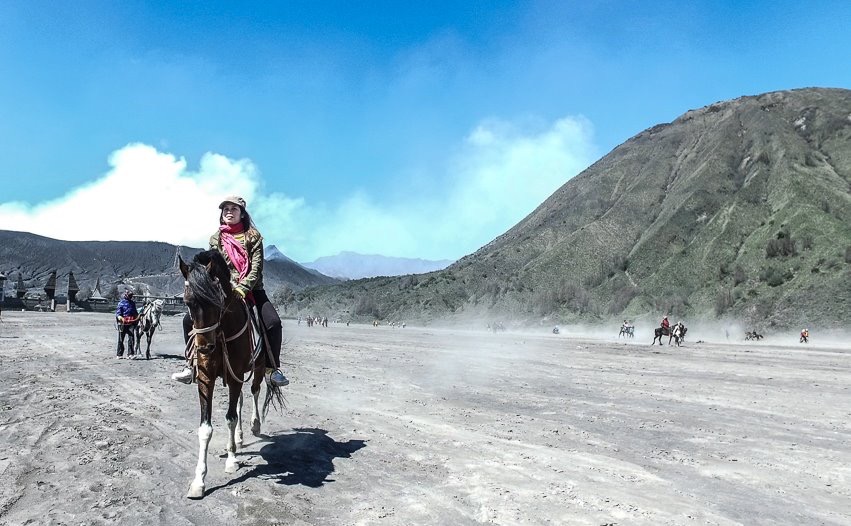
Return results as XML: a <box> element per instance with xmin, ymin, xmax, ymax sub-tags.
<box><xmin>0</xmin><ymin>311</ymin><xmax>848</xmax><ymax>525</ymax></box>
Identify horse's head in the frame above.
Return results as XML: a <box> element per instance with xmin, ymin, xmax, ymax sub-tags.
<box><xmin>179</xmin><ymin>251</ymin><xmax>231</xmax><ymax>351</ymax></box>
<box><xmin>151</xmin><ymin>299</ymin><xmax>164</xmax><ymax>323</ymax></box>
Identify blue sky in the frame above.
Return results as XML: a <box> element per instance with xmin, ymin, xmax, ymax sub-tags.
<box><xmin>0</xmin><ymin>1</ymin><xmax>849</xmax><ymax>261</ymax></box>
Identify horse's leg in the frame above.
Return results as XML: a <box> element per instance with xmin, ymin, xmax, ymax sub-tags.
<box><xmin>145</xmin><ymin>328</ymin><xmax>153</xmax><ymax>359</ymax></box>
<box><xmin>235</xmin><ymin>391</ymin><xmax>244</xmax><ymax>449</ymax></box>
<box><xmin>250</xmin><ymin>365</ymin><xmax>263</xmax><ymax>436</ymax></box>
<box><xmin>187</xmin><ymin>373</ymin><xmax>214</xmax><ymax>499</ymax></box>
<box><xmin>133</xmin><ymin>327</ymin><xmax>141</xmax><ymax>357</ymax></box>
<box><xmin>225</xmin><ymin>380</ymin><xmax>242</xmax><ymax>474</ymax></box>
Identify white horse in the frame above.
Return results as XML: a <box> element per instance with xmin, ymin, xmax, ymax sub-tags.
<box><xmin>135</xmin><ymin>299</ymin><xmax>164</xmax><ymax>359</ymax></box>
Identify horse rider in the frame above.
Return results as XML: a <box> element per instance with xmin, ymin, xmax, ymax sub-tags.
<box><xmin>171</xmin><ymin>196</ymin><xmax>289</xmax><ymax>387</ymax></box>
<box><xmin>660</xmin><ymin>315</ymin><xmax>670</xmax><ymax>334</ymax></box>
<box><xmin>115</xmin><ymin>290</ymin><xmax>139</xmax><ymax>358</ymax></box>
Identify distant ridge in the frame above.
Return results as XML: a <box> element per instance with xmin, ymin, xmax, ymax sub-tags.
<box><xmin>301</xmin><ymin>251</ymin><xmax>454</xmax><ymax>280</ymax></box>
<box><xmin>297</xmin><ymin>88</ymin><xmax>851</xmax><ymax>328</ymax></box>
<box><xmin>0</xmin><ymin>230</ymin><xmax>337</xmax><ymax>297</ymax></box>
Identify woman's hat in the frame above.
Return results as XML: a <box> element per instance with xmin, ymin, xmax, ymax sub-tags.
<box><xmin>219</xmin><ymin>196</ymin><xmax>247</xmax><ymax>210</ymax></box>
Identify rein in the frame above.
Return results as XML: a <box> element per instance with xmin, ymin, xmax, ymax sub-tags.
<box><xmin>185</xmin><ymin>279</ymin><xmax>257</xmax><ymax>385</ymax></box>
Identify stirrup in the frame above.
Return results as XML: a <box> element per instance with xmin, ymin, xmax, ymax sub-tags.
<box><xmin>267</xmin><ymin>369</ymin><xmax>289</xmax><ymax>387</ymax></box>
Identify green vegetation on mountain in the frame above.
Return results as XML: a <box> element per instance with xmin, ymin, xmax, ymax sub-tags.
<box><xmin>297</xmin><ymin>88</ymin><xmax>851</xmax><ymax>329</ymax></box>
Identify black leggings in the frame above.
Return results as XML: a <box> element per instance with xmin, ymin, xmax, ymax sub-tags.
<box><xmin>182</xmin><ymin>289</ymin><xmax>282</xmax><ymax>368</ymax></box>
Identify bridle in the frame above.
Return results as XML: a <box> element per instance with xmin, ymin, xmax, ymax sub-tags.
<box><xmin>184</xmin><ymin>279</ymin><xmax>257</xmax><ymax>384</ymax></box>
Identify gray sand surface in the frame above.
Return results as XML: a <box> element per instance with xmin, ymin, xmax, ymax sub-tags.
<box><xmin>0</xmin><ymin>311</ymin><xmax>848</xmax><ymax>525</ymax></box>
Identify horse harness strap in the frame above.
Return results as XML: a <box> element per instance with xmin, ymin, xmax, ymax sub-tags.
<box><xmin>220</xmin><ymin>301</ymin><xmax>258</xmax><ymax>385</ymax></box>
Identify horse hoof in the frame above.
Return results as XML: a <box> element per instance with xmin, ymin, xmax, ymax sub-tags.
<box><xmin>186</xmin><ymin>484</ymin><xmax>205</xmax><ymax>499</ymax></box>
<box><xmin>225</xmin><ymin>460</ymin><xmax>239</xmax><ymax>473</ymax></box>
<box><xmin>251</xmin><ymin>421</ymin><xmax>261</xmax><ymax>436</ymax></box>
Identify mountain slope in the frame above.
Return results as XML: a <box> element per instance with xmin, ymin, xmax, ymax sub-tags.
<box><xmin>297</xmin><ymin>88</ymin><xmax>851</xmax><ymax>328</ymax></box>
<box><xmin>0</xmin><ymin>231</ymin><xmax>336</xmax><ymax>297</ymax></box>
<box><xmin>301</xmin><ymin>251</ymin><xmax>453</xmax><ymax>279</ymax></box>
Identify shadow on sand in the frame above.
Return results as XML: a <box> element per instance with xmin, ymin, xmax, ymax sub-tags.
<box><xmin>151</xmin><ymin>353</ymin><xmax>187</xmax><ymax>360</ymax></box>
<box><xmin>206</xmin><ymin>428</ymin><xmax>366</xmax><ymax>496</ymax></box>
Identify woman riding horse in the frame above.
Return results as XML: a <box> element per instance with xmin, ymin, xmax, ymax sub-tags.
<box><xmin>179</xmin><ymin>250</ymin><xmax>283</xmax><ymax>498</ymax></box>
<box><xmin>172</xmin><ymin>196</ymin><xmax>289</xmax><ymax>387</ymax></box>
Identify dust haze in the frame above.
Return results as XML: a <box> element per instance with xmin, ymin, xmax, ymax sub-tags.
<box><xmin>1</xmin><ymin>311</ymin><xmax>849</xmax><ymax>525</ymax></box>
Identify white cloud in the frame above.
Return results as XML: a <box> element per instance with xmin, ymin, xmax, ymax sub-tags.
<box><xmin>264</xmin><ymin>115</ymin><xmax>597</xmax><ymax>261</ymax></box>
<box><xmin>0</xmin><ymin>115</ymin><xmax>596</xmax><ymax>261</ymax></box>
<box><xmin>0</xmin><ymin>143</ymin><xmax>261</xmax><ymax>247</ymax></box>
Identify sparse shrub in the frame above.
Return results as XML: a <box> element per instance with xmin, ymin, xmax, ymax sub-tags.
<box><xmin>733</xmin><ymin>265</ymin><xmax>747</xmax><ymax>286</ymax></box>
<box><xmin>583</xmin><ymin>266</ymin><xmax>605</xmax><ymax>288</ymax></box>
<box><xmin>765</xmin><ymin>240</ymin><xmax>780</xmax><ymax>258</ymax></box>
<box><xmin>756</xmin><ymin>151</ymin><xmax>770</xmax><ymax>165</ymax></box>
<box><xmin>766</xmin><ymin>228</ymin><xmax>797</xmax><ymax>258</ymax></box>
<box><xmin>585</xmin><ymin>257</ymin><xmax>626</xmax><ymax>288</ymax></box>
<box><xmin>718</xmin><ymin>262</ymin><xmax>731</xmax><ymax>281</ymax></box>
<box><xmin>804</xmin><ymin>152</ymin><xmax>821</xmax><ymax>167</ymax></box>
<box><xmin>653</xmin><ymin>294</ymin><xmax>689</xmax><ymax>318</ymax></box>
<box><xmin>845</xmin><ymin>246</ymin><xmax>851</xmax><ymax>264</ymax></box>
<box><xmin>272</xmin><ymin>285</ymin><xmax>296</xmax><ymax>312</ymax></box>
<box><xmin>531</xmin><ymin>289</ymin><xmax>558</xmax><ymax>316</ymax></box>
<box><xmin>759</xmin><ymin>267</ymin><xmax>785</xmax><ymax>287</ymax></box>
<box><xmin>608</xmin><ymin>286</ymin><xmax>638</xmax><ymax>315</ymax></box>
<box><xmin>353</xmin><ymin>295</ymin><xmax>380</xmax><ymax>317</ymax></box>
<box><xmin>715</xmin><ymin>289</ymin><xmax>733</xmax><ymax>316</ymax></box>
<box><xmin>75</xmin><ymin>285</ymin><xmax>92</xmax><ymax>302</ymax></box>
<box><xmin>103</xmin><ymin>283</ymin><xmax>119</xmax><ymax>301</ymax></box>
<box><xmin>800</xmin><ymin>236</ymin><xmax>813</xmax><ymax>251</ymax></box>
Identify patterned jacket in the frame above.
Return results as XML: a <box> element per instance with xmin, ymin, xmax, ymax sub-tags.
<box><xmin>115</xmin><ymin>298</ymin><xmax>138</xmax><ymax>320</ymax></box>
<box><xmin>209</xmin><ymin>228</ymin><xmax>265</xmax><ymax>295</ymax></box>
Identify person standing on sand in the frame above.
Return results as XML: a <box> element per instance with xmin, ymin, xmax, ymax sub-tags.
<box><xmin>171</xmin><ymin>196</ymin><xmax>289</xmax><ymax>387</ymax></box>
<box><xmin>115</xmin><ymin>290</ymin><xmax>138</xmax><ymax>358</ymax></box>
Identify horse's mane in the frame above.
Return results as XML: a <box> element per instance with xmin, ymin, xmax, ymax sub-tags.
<box><xmin>186</xmin><ymin>250</ymin><xmax>232</xmax><ymax>310</ymax></box>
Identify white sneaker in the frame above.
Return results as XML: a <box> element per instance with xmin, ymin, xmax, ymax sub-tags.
<box><xmin>171</xmin><ymin>368</ymin><xmax>193</xmax><ymax>384</ymax></box>
<box><xmin>269</xmin><ymin>370</ymin><xmax>289</xmax><ymax>387</ymax></box>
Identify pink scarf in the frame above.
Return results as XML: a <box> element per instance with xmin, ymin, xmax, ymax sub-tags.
<box><xmin>219</xmin><ymin>224</ymin><xmax>250</xmax><ymax>282</ymax></box>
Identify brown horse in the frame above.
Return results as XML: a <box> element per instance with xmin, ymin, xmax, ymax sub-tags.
<box><xmin>652</xmin><ymin>323</ymin><xmax>687</xmax><ymax>346</ymax></box>
<box><xmin>179</xmin><ymin>250</ymin><xmax>282</xmax><ymax>499</ymax></box>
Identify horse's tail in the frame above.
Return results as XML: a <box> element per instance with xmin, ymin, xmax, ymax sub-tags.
<box><xmin>262</xmin><ymin>381</ymin><xmax>286</xmax><ymax>418</ymax></box>
<box><xmin>261</xmin><ymin>336</ymin><xmax>289</xmax><ymax>418</ymax></box>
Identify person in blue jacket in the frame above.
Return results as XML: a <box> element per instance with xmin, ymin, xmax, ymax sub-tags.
<box><xmin>115</xmin><ymin>290</ymin><xmax>139</xmax><ymax>358</ymax></box>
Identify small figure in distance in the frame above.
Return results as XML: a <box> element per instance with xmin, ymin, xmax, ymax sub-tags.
<box><xmin>115</xmin><ymin>290</ymin><xmax>139</xmax><ymax>359</ymax></box>
<box><xmin>660</xmin><ymin>315</ymin><xmax>670</xmax><ymax>336</ymax></box>
<box><xmin>800</xmin><ymin>328</ymin><xmax>809</xmax><ymax>343</ymax></box>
